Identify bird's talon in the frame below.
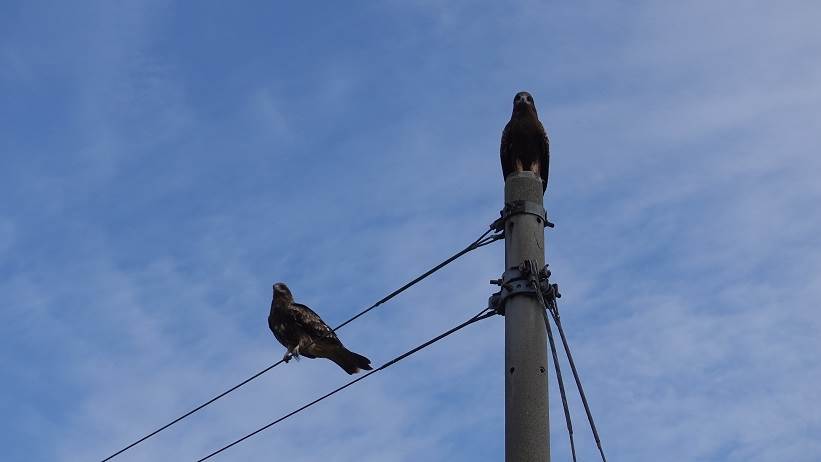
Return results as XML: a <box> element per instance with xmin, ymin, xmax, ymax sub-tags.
<box><xmin>270</xmin><ymin>281</ymin><xmax>372</xmax><ymax>374</ymax></box>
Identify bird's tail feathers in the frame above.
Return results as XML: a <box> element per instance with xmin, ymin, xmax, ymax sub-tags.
<box><xmin>330</xmin><ymin>348</ymin><xmax>373</xmax><ymax>375</ymax></box>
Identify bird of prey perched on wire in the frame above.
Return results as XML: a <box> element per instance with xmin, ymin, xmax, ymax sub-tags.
<box><xmin>268</xmin><ymin>282</ymin><xmax>373</xmax><ymax>374</ymax></box>
<box><xmin>500</xmin><ymin>91</ymin><xmax>550</xmax><ymax>192</ymax></box>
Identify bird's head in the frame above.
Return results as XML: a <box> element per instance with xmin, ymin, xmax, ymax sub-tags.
<box><xmin>513</xmin><ymin>91</ymin><xmax>537</xmax><ymax>114</ymax></box>
<box><xmin>272</xmin><ymin>282</ymin><xmax>293</xmax><ymax>302</ymax></box>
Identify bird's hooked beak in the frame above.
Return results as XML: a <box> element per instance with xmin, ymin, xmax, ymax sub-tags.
<box><xmin>514</xmin><ymin>92</ymin><xmax>533</xmax><ymax>108</ymax></box>
<box><xmin>273</xmin><ymin>282</ymin><xmax>291</xmax><ymax>299</ymax></box>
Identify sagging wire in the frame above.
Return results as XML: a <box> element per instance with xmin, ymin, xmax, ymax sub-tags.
<box><xmin>101</xmin><ymin>223</ymin><xmax>503</xmax><ymax>461</ymax></box>
<box><xmin>195</xmin><ymin>307</ymin><xmax>499</xmax><ymax>461</ymax></box>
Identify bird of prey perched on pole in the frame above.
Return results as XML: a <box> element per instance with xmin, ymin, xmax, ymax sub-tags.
<box><xmin>500</xmin><ymin>91</ymin><xmax>550</xmax><ymax>192</ymax></box>
<box><xmin>268</xmin><ymin>282</ymin><xmax>373</xmax><ymax>374</ymax></box>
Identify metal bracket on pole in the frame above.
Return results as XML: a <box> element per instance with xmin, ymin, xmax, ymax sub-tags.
<box><xmin>491</xmin><ymin>200</ymin><xmax>555</xmax><ymax>233</ymax></box>
<box><xmin>489</xmin><ymin>262</ymin><xmax>562</xmax><ymax>316</ymax></box>
<box><xmin>536</xmin><ymin>264</ymin><xmax>561</xmax><ymax>303</ymax></box>
<box><xmin>489</xmin><ymin>262</ymin><xmax>538</xmax><ymax>315</ymax></box>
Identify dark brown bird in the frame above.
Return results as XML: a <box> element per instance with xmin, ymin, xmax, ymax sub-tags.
<box><xmin>500</xmin><ymin>91</ymin><xmax>550</xmax><ymax>192</ymax></box>
<box><xmin>268</xmin><ymin>282</ymin><xmax>372</xmax><ymax>374</ymax></box>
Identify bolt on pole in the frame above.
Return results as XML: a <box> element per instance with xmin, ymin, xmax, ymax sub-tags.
<box><xmin>504</xmin><ymin>171</ymin><xmax>549</xmax><ymax>462</ymax></box>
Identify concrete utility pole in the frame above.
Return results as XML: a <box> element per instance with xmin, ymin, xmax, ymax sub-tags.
<box><xmin>504</xmin><ymin>171</ymin><xmax>549</xmax><ymax>462</ymax></box>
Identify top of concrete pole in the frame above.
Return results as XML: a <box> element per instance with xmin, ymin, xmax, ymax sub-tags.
<box><xmin>504</xmin><ymin>171</ymin><xmax>544</xmax><ymax>204</ymax></box>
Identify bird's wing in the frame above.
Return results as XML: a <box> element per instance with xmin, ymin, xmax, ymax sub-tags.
<box><xmin>500</xmin><ymin>120</ymin><xmax>513</xmax><ymax>180</ymax></box>
<box><xmin>541</xmin><ymin>124</ymin><xmax>550</xmax><ymax>191</ymax></box>
<box><xmin>290</xmin><ymin>303</ymin><xmax>341</xmax><ymax>343</ymax></box>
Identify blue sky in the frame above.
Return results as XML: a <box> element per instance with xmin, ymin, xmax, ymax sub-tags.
<box><xmin>2</xmin><ymin>1</ymin><xmax>820</xmax><ymax>461</ymax></box>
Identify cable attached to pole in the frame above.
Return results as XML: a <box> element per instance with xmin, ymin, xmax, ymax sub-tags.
<box><xmin>528</xmin><ymin>265</ymin><xmax>577</xmax><ymax>462</ymax></box>
<box><xmin>333</xmin><ymin>227</ymin><xmax>501</xmax><ymax>331</ymax></box>
<box><xmin>525</xmin><ymin>259</ymin><xmax>605</xmax><ymax>462</ymax></box>
<box><xmin>543</xmin><ymin>310</ymin><xmax>578</xmax><ymax>461</ymax></box>
<box><xmin>100</xmin><ymin>225</ymin><xmax>503</xmax><ymax>462</ymax></box>
<box><xmin>546</xmin><ymin>295</ymin><xmax>607</xmax><ymax>462</ymax></box>
<box><xmin>195</xmin><ymin>307</ymin><xmax>499</xmax><ymax>462</ymax></box>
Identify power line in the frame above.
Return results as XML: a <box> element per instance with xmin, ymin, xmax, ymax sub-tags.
<box><xmin>531</xmin><ymin>270</ymin><xmax>607</xmax><ymax>462</ymax></box>
<box><xmin>100</xmin><ymin>226</ymin><xmax>502</xmax><ymax>462</ymax></box>
<box><xmin>333</xmin><ymin>227</ymin><xmax>501</xmax><ymax>331</ymax></box>
<box><xmin>100</xmin><ymin>360</ymin><xmax>286</xmax><ymax>462</ymax></box>
<box><xmin>546</xmin><ymin>296</ymin><xmax>607</xmax><ymax>462</ymax></box>
<box><xmin>195</xmin><ymin>307</ymin><xmax>499</xmax><ymax>462</ymax></box>
<box><xmin>530</xmin><ymin>270</ymin><xmax>577</xmax><ymax>462</ymax></box>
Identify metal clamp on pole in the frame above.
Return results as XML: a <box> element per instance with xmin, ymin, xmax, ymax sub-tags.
<box><xmin>489</xmin><ymin>262</ymin><xmax>542</xmax><ymax>315</ymax></box>
<box><xmin>491</xmin><ymin>200</ymin><xmax>554</xmax><ymax>233</ymax></box>
<box><xmin>489</xmin><ymin>261</ymin><xmax>563</xmax><ymax>316</ymax></box>
<box><xmin>534</xmin><ymin>264</ymin><xmax>560</xmax><ymax>300</ymax></box>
